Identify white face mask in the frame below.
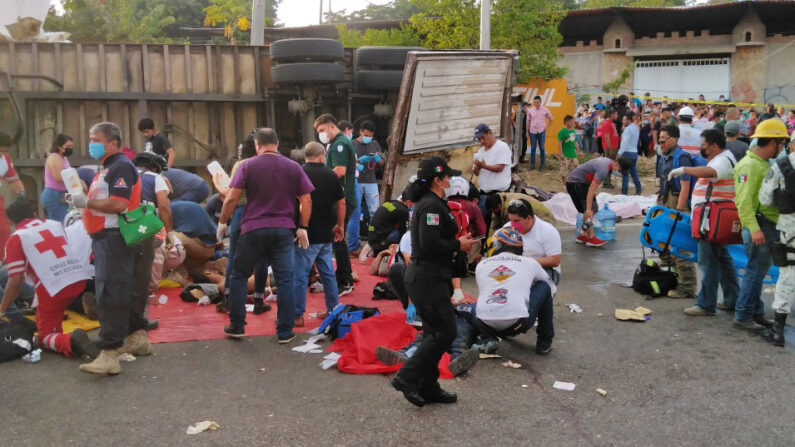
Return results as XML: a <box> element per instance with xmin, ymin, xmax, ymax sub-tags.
<box><xmin>318</xmin><ymin>132</ymin><xmax>330</xmax><ymax>144</ymax></box>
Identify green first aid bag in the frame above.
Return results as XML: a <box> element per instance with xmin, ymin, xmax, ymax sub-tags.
<box><xmin>118</xmin><ymin>204</ymin><xmax>164</xmax><ymax>246</ymax></box>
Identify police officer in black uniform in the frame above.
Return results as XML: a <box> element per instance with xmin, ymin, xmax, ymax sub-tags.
<box><xmin>391</xmin><ymin>157</ymin><xmax>475</xmax><ymax>407</ymax></box>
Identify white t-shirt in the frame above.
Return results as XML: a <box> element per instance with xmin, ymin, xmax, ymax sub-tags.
<box><xmin>691</xmin><ymin>150</ymin><xmax>737</xmax><ymax>206</ymax></box>
<box><xmin>475</xmin><ymin>252</ymin><xmax>555</xmax><ymax>328</ymax></box>
<box><xmin>475</xmin><ymin>140</ymin><xmax>512</xmax><ymax>192</ymax></box>
<box><xmin>678</xmin><ymin>124</ymin><xmax>702</xmax><ymax>157</ymax></box>
<box><xmin>145</xmin><ymin>171</ymin><xmax>170</xmax><ymax>194</ymax></box>
<box><xmin>502</xmin><ymin>219</ymin><xmax>562</xmax><ymax>273</ymax></box>
<box><xmin>398</xmin><ymin>231</ymin><xmax>412</xmax><ymax>256</ymax></box>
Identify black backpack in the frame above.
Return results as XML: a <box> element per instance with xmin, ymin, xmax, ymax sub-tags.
<box><xmin>372</xmin><ymin>281</ymin><xmax>399</xmax><ymax>300</ymax></box>
<box><xmin>0</xmin><ymin>321</ymin><xmax>35</xmax><ymax>363</ymax></box>
<box><xmin>632</xmin><ymin>258</ymin><xmax>678</xmax><ymax>297</ymax></box>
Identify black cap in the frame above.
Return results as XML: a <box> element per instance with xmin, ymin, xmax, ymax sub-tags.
<box><xmin>417</xmin><ymin>156</ymin><xmax>461</xmax><ymax>181</ymax></box>
<box><xmin>473</xmin><ymin>123</ymin><xmax>491</xmax><ymax>140</ymax></box>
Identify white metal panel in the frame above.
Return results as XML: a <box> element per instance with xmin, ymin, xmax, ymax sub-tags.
<box><xmin>403</xmin><ymin>57</ymin><xmax>511</xmax><ymax>153</ymax></box>
<box><xmin>633</xmin><ymin>58</ymin><xmax>730</xmax><ymax>100</ymax></box>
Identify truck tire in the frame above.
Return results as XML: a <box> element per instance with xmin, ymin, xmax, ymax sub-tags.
<box><xmin>269</xmin><ymin>38</ymin><xmax>344</xmax><ymax>63</ymax></box>
<box><xmin>271</xmin><ymin>62</ymin><xmax>345</xmax><ymax>84</ymax></box>
<box><xmin>356</xmin><ymin>46</ymin><xmax>425</xmax><ymax>68</ymax></box>
<box><xmin>357</xmin><ymin>70</ymin><xmax>404</xmax><ymax>91</ymax></box>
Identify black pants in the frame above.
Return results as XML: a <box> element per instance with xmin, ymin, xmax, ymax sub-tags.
<box><xmin>565</xmin><ymin>182</ymin><xmax>598</xmax><ymax>214</ymax></box>
<box><xmin>333</xmin><ymin>204</ymin><xmax>354</xmax><ymax>286</ymax></box>
<box><xmin>93</xmin><ymin>231</ymin><xmax>155</xmax><ymax>349</ymax></box>
<box><xmin>397</xmin><ymin>262</ymin><xmax>457</xmax><ymax>391</ymax></box>
<box><xmin>387</xmin><ymin>263</ymin><xmax>409</xmax><ymax>310</ymax></box>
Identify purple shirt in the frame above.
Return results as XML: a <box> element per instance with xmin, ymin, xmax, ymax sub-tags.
<box><xmin>230</xmin><ymin>153</ymin><xmax>314</xmax><ymax>234</ymax></box>
<box><xmin>526</xmin><ymin>105</ymin><xmax>553</xmax><ymax>134</ymax></box>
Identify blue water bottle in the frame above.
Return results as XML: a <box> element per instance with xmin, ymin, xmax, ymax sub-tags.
<box><xmin>594</xmin><ymin>204</ymin><xmax>617</xmax><ymax>241</ymax></box>
<box><xmin>575</xmin><ymin>212</ymin><xmax>583</xmax><ymax>240</ymax></box>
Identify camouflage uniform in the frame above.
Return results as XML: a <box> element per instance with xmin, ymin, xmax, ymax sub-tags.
<box><xmin>759</xmin><ymin>153</ymin><xmax>795</xmax><ymax>314</ymax></box>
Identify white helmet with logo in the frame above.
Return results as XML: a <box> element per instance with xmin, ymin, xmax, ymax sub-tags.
<box><xmin>678</xmin><ymin>106</ymin><xmax>694</xmax><ymax>117</ymax></box>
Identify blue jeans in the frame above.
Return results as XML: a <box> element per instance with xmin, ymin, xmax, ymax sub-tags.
<box><xmin>529</xmin><ymin>131</ymin><xmax>546</xmax><ymax>168</ymax></box>
<box><xmin>695</xmin><ymin>239</ymin><xmax>740</xmax><ymax>313</ymax></box>
<box><xmin>40</xmin><ymin>187</ymin><xmax>68</xmax><ymax>223</ymax></box>
<box><xmin>224</xmin><ymin>205</ymin><xmax>268</xmax><ymax>294</ymax></box>
<box><xmin>228</xmin><ymin>227</ymin><xmax>295</xmax><ymax>337</ymax></box>
<box><xmin>735</xmin><ymin>218</ymin><xmax>779</xmax><ymax>321</ymax></box>
<box><xmin>348</xmin><ymin>180</ymin><xmax>363</xmax><ymax>251</ymax></box>
<box><xmin>0</xmin><ymin>266</ymin><xmax>36</xmax><ymax>324</ymax></box>
<box><xmin>619</xmin><ymin>152</ymin><xmax>642</xmax><ymax>195</ymax></box>
<box><xmin>174</xmin><ymin>182</ymin><xmax>210</xmax><ymax>204</ymax></box>
<box><xmin>293</xmin><ymin>243</ymin><xmax>339</xmax><ymax>315</ymax></box>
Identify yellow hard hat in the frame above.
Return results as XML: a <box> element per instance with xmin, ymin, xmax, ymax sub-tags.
<box><xmin>750</xmin><ymin>119</ymin><xmax>788</xmax><ymax>139</ymax></box>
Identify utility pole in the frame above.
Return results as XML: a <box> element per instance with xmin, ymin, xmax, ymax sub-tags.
<box><xmin>480</xmin><ymin>0</ymin><xmax>490</xmax><ymax>50</ymax></box>
<box><xmin>319</xmin><ymin>0</ymin><xmax>323</xmax><ymax>24</ymax></box>
<box><xmin>250</xmin><ymin>0</ymin><xmax>265</xmax><ymax>45</ymax></box>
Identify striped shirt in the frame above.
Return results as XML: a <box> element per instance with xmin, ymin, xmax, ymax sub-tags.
<box><xmin>691</xmin><ymin>150</ymin><xmax>737</xmax><ymax>206</ymax></box>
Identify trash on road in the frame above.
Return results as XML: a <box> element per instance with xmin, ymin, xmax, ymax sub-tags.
<box><xmin>567</xmin><ymin>303</ymin><xmax>582</xmax><ymax>313</ymax></box>
<box><xmin>501</xmin><ymin>360</ymin><xmax>521</xmax><ymax>369</ymax></box>
<box><xmin>186</xmin><ymin>420</ymin><xmax>219</xmax><ymax>435</ymax></box>
<box><xmin>553</xmin><ymin>381</ymin><xmax>576</xmax><ymax>391</ymax></box>
<box><xmin>521</xmin><ymin>384</ymin><xmax>529</xmax><ymax>388</ymax></box>
<box><xmin>614</xmin><ymin>309</ymin><xmax>648</xmax><ymax>322</ymax></box>
<box><xmin>22</xmin><ymin>349</ymin><xmax>41</xmax><ymax>363</ymax></box>
<box><xmin>479</xmin><ymin>353</ymin><xmax>501</xmax><ymax>359</ymax></box>
<box><xmin>320</xmin><ymin>352</ymin><xmax>340</xmax><ymax>370</ymax></box>
<box><xmin>596</xmin><ymin>388</ymin><xmax>608</xmax><ymax>396</ymax></box>
<box><xmin>634</xmin><ymin>306</ymin><xmax>652</xmax><ymax>316</ymax></box>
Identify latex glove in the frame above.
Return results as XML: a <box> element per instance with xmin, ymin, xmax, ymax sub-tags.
<box><xmin>405</xmin><ymin>303</ymin><xmax>416</xmax><ymax>323</ymax></box>
<box><xmin>197</xmin><ymin>296</ymin><xmax>210</xmax><ymax>306</ymax></box>
<box><xmin>359</xmin><ymin>155</ymin><xmax>373</xmax><ymax>163</ymax></box>
<box><xmin>373</xmin><ymin>153</ymin><xmax>382</xmax><ymax>163</ymax></box>
<box><xmin>295</xmin><ymin>228</ymin><xmax>309</xmax><ymax>249</ymax></box>
<box><xmin>356</xmin><ymin>163</ymin><xmax>364</xmax><ymax>172</ymax></box>
<box><xmin>452</xmin><ymin>288</ymin><xmax>465</xmax><ymax>304</ymax></box>
<box><xmin>668</xmin><ymin>167</ymin><xmax>685</xmax><ymax>181</ymax></box>
<box><xmin>65</xmin><ymin>193</ymin><xmax>88</xmax><ymax>208</ymax></box>
<box><xmin>216</xmin><ymin>222</ymin><xmax>228</xmax><ymax>243</ymax></box>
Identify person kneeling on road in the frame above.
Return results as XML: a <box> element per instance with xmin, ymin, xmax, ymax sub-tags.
<box><xmin>0</xmin><ymin>197</ymin><xmax>97</xmax><ymax>359</ymax></box>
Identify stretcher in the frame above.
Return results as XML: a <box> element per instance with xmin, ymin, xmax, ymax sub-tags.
<box><xmin>640</xmin><ymin>205</ymin><xmax>779</xmax><ymax>284</ymax></box>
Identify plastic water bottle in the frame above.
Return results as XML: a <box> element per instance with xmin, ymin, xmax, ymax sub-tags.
<box><xmin>61</xmin><ymin>168</ymin><xmax>84</xmax><ymax>195</ymax></box>
<box><xmin>575</xmin><ymin>213</ymin><xmax>583</xmax><ymax>240</ymax></box>
<box><xmin>594</xmin><ymin>204</ymin><xmax>617</xmax><ymax>241</ymax></box>
<box><xmin>207</xmin><ymin>161</ymin><xmax>230</xmax><ymax>188</ymax></box>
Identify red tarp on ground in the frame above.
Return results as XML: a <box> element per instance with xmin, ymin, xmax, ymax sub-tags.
<box><xmin>147</xmin><ymin>260</ymin><xmax>405</xmax><ymax>344</ymax></box>
<box><xmin>328</xmin><ymin>312</ymin><xmax>453</xmax><ymax>379</ymax></box>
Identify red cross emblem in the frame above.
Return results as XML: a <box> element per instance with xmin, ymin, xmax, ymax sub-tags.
<box><xmin>34</xmin><ymin>229</ymin><xmax>68</xmax><ymax>259</ymax></box>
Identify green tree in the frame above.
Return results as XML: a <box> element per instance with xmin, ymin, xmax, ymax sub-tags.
<box><xmin>44</xmin><ymin>0</ymin><xmax>176</xmax><ymax>43</ymax></box>
<box><xmin>203</xmin><ymin>0</ymin><xmax>281</xmax><ymax>44</ymax></box>
<box><xmin>580</xmin><ymin>0</ymin><xmax>686</xmax><ymax>7</ymax></box>
<box><xmin>327</xmin><ymin>0</ymin><xmax>420</xmax><ymax>23</ymax></box>
<box><xmin>336</xmin><ymin>24</ymin><xmax>422</xmax><ymax>47</ymax></box>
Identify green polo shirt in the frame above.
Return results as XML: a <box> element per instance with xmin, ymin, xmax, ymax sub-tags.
<box><xmin>734</xmin><ymin>150</ymin><xmax>779</xmax><ymax>232</ymax></box>
<box><xmin>325</xmin><ymin>133</ymin><xmax>357</xmax><ymax>208</ymax></box>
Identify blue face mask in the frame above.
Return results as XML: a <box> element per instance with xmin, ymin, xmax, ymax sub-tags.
<box><xmin>361</xmin><ymin>136</ymin><xmax>373</xmax><ymax>144</ymax></box>
<box><xmin>88</xmin><ymin>142</ymin><xmax>105</xmax><ymax>159</ymax></box>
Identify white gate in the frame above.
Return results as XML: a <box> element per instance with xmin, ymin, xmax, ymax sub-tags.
<box><xmin>633</xmin><ymin>58</ymin><xmax>730</xmax><ymax>101</ymax></box>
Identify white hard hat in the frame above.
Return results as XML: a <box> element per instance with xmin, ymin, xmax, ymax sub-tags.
<box><xmin>678</xmin><ymin>106</ymin><xmax>694</xmax><ymax>117</ymax></box>
<box><xmin>445</xmin><ymin>176</ymin><xmax>470</xmax><ymax>198</ymax></box>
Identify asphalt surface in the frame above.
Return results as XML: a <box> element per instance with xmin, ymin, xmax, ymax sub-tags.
<box><xmin>2</xmin><ymin>224</ymin><xmax>794</xmax><ymax>446</ymax></box>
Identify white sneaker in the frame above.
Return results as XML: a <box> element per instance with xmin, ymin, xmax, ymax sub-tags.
<box><xmin>309</xmin><ymin>281</ymin><xmax>324</xmax><ymax>294</ymax></box>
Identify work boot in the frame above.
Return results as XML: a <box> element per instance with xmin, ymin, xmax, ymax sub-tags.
<box><xmin>82</xmin><ymin>292</ymin><xmax>98</xmax><ymax>320</ymax></box>
<box><xmin>391</xmin><ymin>375</ymin><xmax>425</xmax><ymax>407</ymax></box>
<box><xmin>733</xmin><ymin>318</ymin><xmax>766</xmax><ymax>334</ymax></box>
<box><xmin>766</xmin><ymin>312</ymin><xmax>787</xmax><ymax>347</ymax></box>
<box><xmin>420</xmin><ymin>382</ymin><xmax>457</xmax><ymax>404</ymax></box>
<box><xmin>253</xmin><ymin>299</ymin><xmax>271</xmax><ymax>315</ymax></box>
<box><xmin>119</xmin><ymin>329</ymin><xmax>153</xmax><ymax>356</ymax></box>
<box><xmin>145</xmin><ymin>319</ymin><xmax>159</xmax><ymax>331</ymax></box>
<box><xmin>70</xmin><ymin>328</ymin><xmax>100</xmax><ymax>359</ymax></box>
<box><xmin>375</xmin><ymin>346</ymin><xmax>408</xmax><ymax>365</ymax></box>
<box><xmin>683</xmin><ymin>305</ymin><xmax>715</xmax><ymax>316</ymax></box>
<box><xmin>753</xmin><ymin>315</ymin><xmax>774</xmax><ymax>329</ymax></box>
<box><xmin>79</xmin><ymin>349</ymin><xmax>121</xmax><ymax>375</ymax></box>
<box><xmin>667</xmin><ymin>289</ymin><xmax>695</xmax><ymax>299</ymax></box>
<box><xmin>447</xmin><ymin>348</ymin><xmax>479</xmax><ymax>376</ymax></box>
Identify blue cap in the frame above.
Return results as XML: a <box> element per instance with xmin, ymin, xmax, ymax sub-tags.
<box><xmin>473</xmin><ymin>123</ymin><xmax>491</xmax><ymax>140</ymax></box>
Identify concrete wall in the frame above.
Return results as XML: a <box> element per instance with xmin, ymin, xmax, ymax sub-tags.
<box><xmin>762</xmin><ymin>38</ymin><xmax>795</xmax><ymax>106</ymax></box>
<box><xmin>561</xmin><ymin>50</ymin><xmax>603</xmax><ymax>95</ymax></box>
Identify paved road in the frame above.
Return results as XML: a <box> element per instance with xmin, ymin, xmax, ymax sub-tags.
<box><xmin>2</xmin><ymin>224</ymin><xmax>793</xmax><ymax>446</ymax></box>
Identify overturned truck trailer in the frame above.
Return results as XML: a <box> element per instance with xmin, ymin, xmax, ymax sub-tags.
<box><xmin>383</xmin><ymin>50</ymin><xmax>518</xmax><ymax>200</ymax></box>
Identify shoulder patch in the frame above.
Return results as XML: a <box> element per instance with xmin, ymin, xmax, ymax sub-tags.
<box><xmin>383</xmin><ymin>202</ymin><xmax>396</xmax><ymax>212</ymax></box>
<box><xmin>115</xmin><ymin>178</ymin><xmax>127</xmax><ymax>188</ymax></box>
<box><xmin>426</xmin><ymin>213</ymin><xmax>440</xmax><ymax>226</ymax></box>
<box><xmin>337</xmin><ymin>145</ymin><xmax>344</xmax><ymax>152</ymax></box>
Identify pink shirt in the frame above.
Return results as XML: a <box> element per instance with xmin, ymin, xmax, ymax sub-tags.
<box><xmin>526</xmin><ymin>106</ymin><xmax>553</xmax><ymax>134</ymax></box>
<box><xmin>44</xmin><ymin>154</ymin><xmax>70</xmax><ymax>191</ymax></box>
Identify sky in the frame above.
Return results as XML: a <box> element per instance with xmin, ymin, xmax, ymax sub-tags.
<box><xmin>49</xmin><ymin>0</ymin><xmax>393</xmax><ymax>28</ymax></box>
